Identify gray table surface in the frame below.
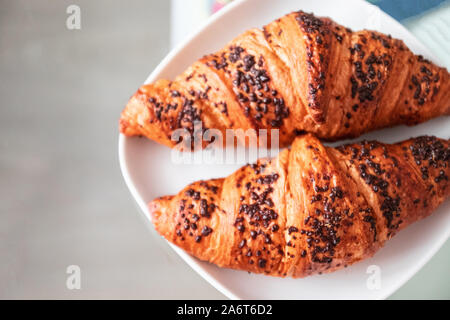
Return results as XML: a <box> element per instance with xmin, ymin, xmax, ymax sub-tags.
<box><xmin>0</xmin><ymin>0</ymin><xmax>448</xmax><ymax>299</ymax></box>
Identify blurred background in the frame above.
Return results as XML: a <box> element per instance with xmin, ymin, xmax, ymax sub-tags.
<box><xmin>0</xmin><ymin>0</ymin><xmax>449</xmax><ymax>299</ymax></box>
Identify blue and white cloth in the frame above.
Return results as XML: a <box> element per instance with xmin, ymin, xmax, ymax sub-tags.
<box><xmin>369</xmin><ymin>0</ymin><xmax>450</xmax><ymax>67</ymax></box>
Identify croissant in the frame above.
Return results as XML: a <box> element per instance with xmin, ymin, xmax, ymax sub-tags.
<box><xmin>120</xmin><ymin>10</ymin><xmax>450</xmax><ymax>148</ymax></box>
<box><xmin>149</xmin><ymin>134</ymin><xmax>449</xmax><ymax>277</ymax></box>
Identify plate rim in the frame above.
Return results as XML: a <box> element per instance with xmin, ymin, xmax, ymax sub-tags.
<box><xmin>119</xmin><ymin>0</ymin><xmax>449</xmax><ymax>300</ymax></box>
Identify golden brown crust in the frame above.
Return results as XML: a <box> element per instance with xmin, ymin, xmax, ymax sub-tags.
<box><xmin>120</xmin><ymin>11</ymin><xmax>450</xmax><ymax>148</ymax></box>
<box><xmin>149</xmin><ymin>134</ymin><xmax>450</xmax><ymax>278</ymax></box>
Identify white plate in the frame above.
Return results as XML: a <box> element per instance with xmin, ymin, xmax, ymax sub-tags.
<box><xmin>119</xmin><ymin>0</ymin><xmax>450</xmax><ymax>299</ymax></box>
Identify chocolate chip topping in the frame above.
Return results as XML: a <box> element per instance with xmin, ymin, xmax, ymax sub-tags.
<box><xmin>206</xmin><ymin>45</ymin><xmax>289</xmax><ymax>129</ymax></box>
<box><xmin>294</xmin><ymin>11</ymin><xmax>331</xmax><ymax>120</ymax></box>
<box><xmin>409</xmin><ymin>136</ymin><xmax>449</xmax><ymax>184</ymax></box>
